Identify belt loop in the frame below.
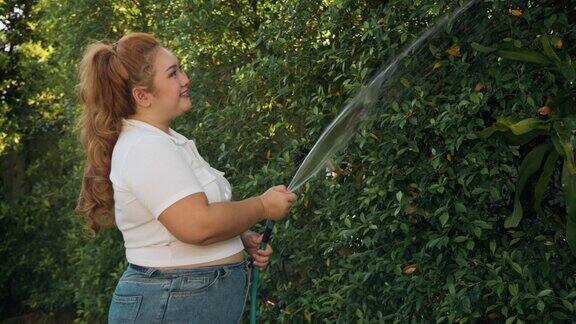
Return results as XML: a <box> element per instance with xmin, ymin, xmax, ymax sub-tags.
<box><xmin>130</xmin><ymin>263</ymin><xmax>158</xmax><ymax>277</ymax></box>
<box><xmin>220</xmin><ymin>266</ymin><xmax>230</xmax><ymax>278</ymax></box>
<box><xmin>145</xmin><ymin>267</ymin><xmax>158</xmax><ymax>277</ymax></box>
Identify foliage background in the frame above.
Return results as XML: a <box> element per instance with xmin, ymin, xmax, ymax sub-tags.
<box><xmin>1</xmin><ymin>0</ymin><xmax>575</xmax><ymax>322</ymax></box>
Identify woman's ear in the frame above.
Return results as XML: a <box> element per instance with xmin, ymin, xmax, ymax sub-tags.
<box><xmin>132</xmin><ymin>86</ymin><xmax>152</xmax><ymax>108</ymax></box>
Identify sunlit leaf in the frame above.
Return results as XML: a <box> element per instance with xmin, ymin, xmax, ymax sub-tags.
<box><xmin>403</xmin><ymin>263</ymin><xmax>417</xmax><ymax>275</ymax></box>
<box><xmin>400</xmin><ymin>77</ymin><xmax>410</xmax><ymax>87</ymax></box>
<box><xmin>553</xmin><ymin>38</ymin><xmax>563</xmax><ymax>49</ymax></box>
<box><xmin>304</xmin><ymin>309</ymin><xmax>312</xmax><ymax>322</ymax></box>
<box><xmin>510</xmin><ymin>9</ymin><xmax>523</xmax><ymax>17</ymax></box>
<box><xmin>472</xmin><ymin>116</ymin><xmax>550</xmax><ymax>145</ymax></box>
<box><xmin>446</xmin><ymin>45</ymin><xmax>461</xmax><ymax>57</ymax></box>
<box><xmin>538</xmin><ymin>106</ymin><xmax>552</xmax><ymax>118</ymax></box>
<box><xmin>506</xmin><ymin>118</ymin><xmax>549</xmax><ymax>135</ymax></box>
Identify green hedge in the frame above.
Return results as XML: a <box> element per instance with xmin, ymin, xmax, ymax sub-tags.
<box><xmin>1</xmin><ymin>0</ymin><xmax>575</xmax><ymax>322</ymax></box>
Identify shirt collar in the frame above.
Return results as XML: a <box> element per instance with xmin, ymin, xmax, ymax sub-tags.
<box><xmin>122</xmin><ymin>118</ymin><xmax>189</xmax><ymax>146</ymax></box>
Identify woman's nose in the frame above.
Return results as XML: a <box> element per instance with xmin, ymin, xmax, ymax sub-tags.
<box><xmin>180</xmin><ymin>72</ymin><xmax>189</xmax><ymax>87</ymax></box>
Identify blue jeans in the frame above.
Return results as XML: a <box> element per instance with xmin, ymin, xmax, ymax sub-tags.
<box><xmin>108</xmin><ymin>260</ymin><xmax>251</xmax><ymax>323</ymax></box>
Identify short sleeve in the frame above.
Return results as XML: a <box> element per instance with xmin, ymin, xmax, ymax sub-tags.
<box><xmin>121</xmin><ymin>136</ymin><xmax>204</xmax><ymax>219</ymax></box>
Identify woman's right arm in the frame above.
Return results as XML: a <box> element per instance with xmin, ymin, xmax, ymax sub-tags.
<box><xmin>158</xmin><ymin>185</ymin><xmax>296</xmax><ymax>246</ymax></box>
<box><xmin>121</xmin><ymin>136</ymin><xmax>296</xmax><ymax>245</ymax></box>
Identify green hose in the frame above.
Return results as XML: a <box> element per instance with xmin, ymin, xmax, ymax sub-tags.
<box><xmin>249</xmin><ymin>220</ymin><xmax>275</xmax><ymax>324</ymax></box>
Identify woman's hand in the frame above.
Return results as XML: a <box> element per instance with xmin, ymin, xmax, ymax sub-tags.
<box><xmin>241</xmin><ymin>230</ymin><xmax>273</xmax><ymax>271</ymax></box>
<box><xmin>258</xmin><ymin>185</ymin><xmax>298</xmax><ymax>221</ymax></box>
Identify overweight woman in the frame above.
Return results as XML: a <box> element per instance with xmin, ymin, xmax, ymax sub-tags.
<box><xmin>74</xmin><ymin>32</ymin><xmax>297</xmax><ymax>323</ymax></box>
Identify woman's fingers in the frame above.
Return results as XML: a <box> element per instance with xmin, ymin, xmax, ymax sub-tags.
<box><xmin>273</xmin><ymin>185</ymin><xmax>287</xmax><ymax>192</ymax></box>
<box><xmin>251</xmin><ymin>245</ymin><xmax>272</xmax><ymax>266</ymax></box>
<box><xmin>253</xmin><ymin>256</ymin><xmax>269</xmax><ymax>267</ymax></box>
<box><xmin>252</xmin><ymin>254</ymin><xmax>267</xmax><ymax>263</ymax></box>
<box><xmin>258</xmin><ymin>245</ymin><xmax>273</xmax><ymax>256</ymax></box>
<box><xmin>287</xmin><ymin>193</ymin><xmax>297</xmax><ymax>203</ymax></box>
<box><xmin>250</xmin><ymin>236</ymin><xmax>273</xmax><ymax>270</ymax></box>
<box><xmin>251</xmin><ymin>234</ymin><xmax>262</xmax><ymax>245</ymax></box>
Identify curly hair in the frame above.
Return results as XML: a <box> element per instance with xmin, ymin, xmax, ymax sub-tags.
<box><xmin>74</xmin><ymin>32</ymin><xmax>161</xmax><ymax>234</ymax></box>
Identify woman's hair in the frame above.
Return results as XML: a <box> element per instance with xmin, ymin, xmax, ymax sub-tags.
<box><xmin>75</xmin><ymin>32</ymin><xmax>161</xmax><ymax>235</ymax></box>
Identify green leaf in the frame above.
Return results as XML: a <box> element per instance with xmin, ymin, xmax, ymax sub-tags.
<box><xmin>505</xmin><ymin>143</ymin><xmax>551</xmax><ymax>228</ymax></box>
<box><xmin>509</xmin><ymin>283</ymin><xmax>519</xmax><ymax>296</ymax></box>
<box><xmin>558</xmin><ymin>56</ymin><xmax>576</xmax><ymax>82</ymax></box>
<box><xmin>471</xmin><ymin>42</ymin><xmax>496</xmax><ymax>53</ymax></box>
<box><xmin>540</xmin><ymin>36</ymin><xmax>561</xmax><ymax>63</ymax></box>
<box><xmin>553</xmin><ymin>121</ymin><xmax>575</xmax><ymax>174</ymax></box>
<box><xmin>473</xmin><ymin>220</ymin><xmax>493</xmax><ymax>229</ymax></box>
<box><xmin>455</xmin><ymin>203</ymin><xmax>467</xmax><ymax>214</ymax></box>
<box><xmin>551</xmin><ymin>132</ymin><xmax>566</xmax><ymax>157</ymax></box>
<box><xmin>561</xmin><ymin>299</ymin><xmax>574</xmax><ymax>312</ymax></box>
<box><xmin>510</xmin><ymin>261</ymin><xmax>523</xmax><ymax>276</ymax></box>
<box><xmin>537</xmin><ymin>300</ymin><xmax>545</xmax><ymax>312</ymax></box>
<box><xmin>454</xmin><ymin>236</ymin><xmax>468</xmax><ymax>243</ymax></box>
<box><xmin>472</xmin><ymin>125</ymin><xmax>498</xmax><ymax>139</ymax></box>
<box><xmin>344</xmin><ymin>217</ymin><xmax>351</xmax><ymax>228</ymax></box>
<box><xmin>557</xmin><ymin>57</ymin><xmax>576</xmax><ymax>82</ymax></box>
<box><xmin>562</xmin><ymin>163</ymin><xmax>576</xmax><ymax>254</ymax></box>
<box><xmin>474</xmin><ymin>118</ymin><xmax>549</xmax><ymax>142</ymax></box>
<box><xmin>507</xmin><ymin>118</ymin><xmax>548</xmax><ymax>136</ymax></box>
<box><xmin>448</xmin><ymin>283</ymin><xmax>456</xmax><ymax>295</ymax></box>
<box><xmin>537</xmin><ymin>34</ymin><xmax>576</xmax><ymax>81</ymax></box>
<box><xmin>503</xmin><ymin>129</ymin><xmax>549</xmax><ymax>146</ymax></box>
<box><xmin>496</xmin><ymin>49</ymin><xmax>553</xmax><ymax>65</ymax></box>
<box><xmin>439</xmin><ymin>213</ymin><xmax>449</xmax><ymax>226</ymax></box>
<box><xmin>538</xmin><ymin>289</ymin><xmax>553</xmax><ymax>297</ymax></box>
<box><xmin>533</xmin><ymin>150</ymin><xmax>559</xmax><ymax>215</ymax></box>
<box><xmin>552</xmin><ymin>311</ymin><xmax>569</xmax><ymax>320</ymax></box>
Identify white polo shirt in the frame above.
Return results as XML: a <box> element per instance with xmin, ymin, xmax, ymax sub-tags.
<box><xmin>109</xmin><ymin>118</ymin><xmax>244</xmax><ymax>267</ymax></box>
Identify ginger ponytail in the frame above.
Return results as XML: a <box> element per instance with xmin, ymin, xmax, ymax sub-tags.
<box><xmin>75</xmin><ymin>32</ymin><xmax>161</xmax><ymax>234</ymax></box>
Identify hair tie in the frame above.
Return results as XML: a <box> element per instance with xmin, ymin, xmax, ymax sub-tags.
<box><xmin>109</xmin><ymin>42</ymin><xmax>129</xmax><ymax>81</ymax></box>
<box><xmin>111</xmin><ymin>42</ymin><xmax>119</xmax><ymax>55</ymax></box>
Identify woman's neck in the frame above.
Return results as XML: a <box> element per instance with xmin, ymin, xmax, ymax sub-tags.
<box><xmin>127</xmin><ymin>115</ymin><xmax>170</xmax><ymax>134</ymax></box>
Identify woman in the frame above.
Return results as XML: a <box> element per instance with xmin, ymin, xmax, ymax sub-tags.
<box><xmin>75</xmin><ymin>32</ymin><xmax>297</xmax><ymax>323</ymax></box>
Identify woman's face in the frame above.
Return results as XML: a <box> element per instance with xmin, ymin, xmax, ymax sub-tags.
<box><xmin>148</xmin><ymin>47</ymin><xmax>191</xmax><ymax>119</ymax></box>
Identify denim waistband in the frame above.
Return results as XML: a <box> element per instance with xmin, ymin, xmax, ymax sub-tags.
<box><xmin>128</xmin><ymin>259</ymin><xmax>250</xmax><ymax>278</ymax></box>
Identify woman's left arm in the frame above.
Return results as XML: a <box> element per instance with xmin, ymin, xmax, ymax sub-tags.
<box><xmin>241</xmin><ymin>230</ymin><xmax>273</xmax><ymax>270</ymax></box>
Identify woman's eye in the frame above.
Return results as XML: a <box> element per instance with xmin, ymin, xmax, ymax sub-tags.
<box><xmin>170</xmin><ymin>71</ymin><xmax>177</xmax><ymax>77</ymax></box>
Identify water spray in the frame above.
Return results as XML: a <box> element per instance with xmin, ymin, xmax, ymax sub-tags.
<box><xmin>250</xmin><ymin>1</ymin><xmax>479</xmax><ymax>322</ymax></box>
